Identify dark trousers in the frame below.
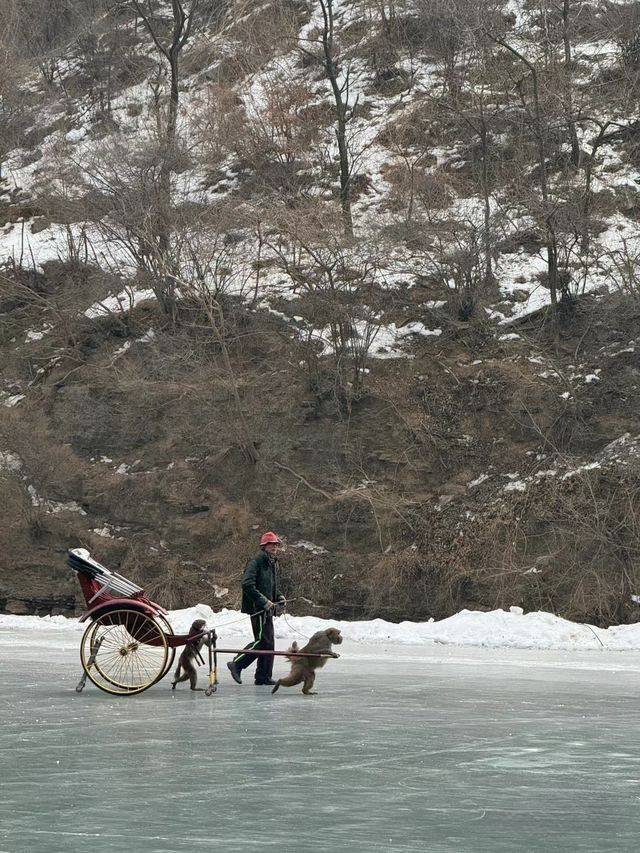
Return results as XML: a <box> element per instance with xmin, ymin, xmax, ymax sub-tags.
<box><xmin>232</xmin><ymin>612</ymin><xmax>274</xmax><ymax>682</ymax></box>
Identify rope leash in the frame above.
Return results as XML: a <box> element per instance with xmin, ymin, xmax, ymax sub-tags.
<box><xmin>281</xmin><ymin>611</ymin><xmax>312</xmax><ymax>641</ymax></box>
<box><xmin>187</xmin><ymin>596</ymin><xmax>302</xmax><ymax>639</ymax></box>
<box><xmin>207</xmin><ymin>596</ymin><xmax>299</xmax><ymax>630</ymax></box>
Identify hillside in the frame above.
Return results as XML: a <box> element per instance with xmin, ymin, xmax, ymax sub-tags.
<box><xmin>1</xmin><ymin>0</ymin><xmax>640</xmax><ymax>626</ymax></box>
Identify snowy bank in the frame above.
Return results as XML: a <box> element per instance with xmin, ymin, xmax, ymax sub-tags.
<box><xmin>1</xmin><ymin>605</ymin><xmax>640</xmax><ymax>652</ymax></box>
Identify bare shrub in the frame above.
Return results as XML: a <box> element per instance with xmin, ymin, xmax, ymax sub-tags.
<box><xmin>405</xmin><ymin>220</ymin><xmax>498</xmax><ymax>320</ymax></box>
<box><xmin>366</xmin><ymin>549</ymin><xmax>437</xmax><ymax>619</ymax></box>
<box><xmin>243</xmin><ymin>72</ymin><xmax>320</xmax><ymax>168</ymax></box>
<box><xmin>142</xmin><ymin>558</ymin><xmax>201</xmax><ymax>609</ymax></box>
<box><xmin>601</xmin><ymin>239</ymin><xmax>640</xmax><ymax>301</ymax></box>
<box><xmin>195</xmin><ymin>82</ymin><xmax>247</xmax><ymax>167</ymax></box>
<box><xmin>443</xmin><ymin>469</ymin><xmax>640</xmax><ymax>627</ymax></box>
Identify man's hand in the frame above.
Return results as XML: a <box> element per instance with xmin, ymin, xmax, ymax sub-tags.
<box><xmin>263</xmin><ymin>599</ymin><xmax>274</xmax><ymax>611</ymax></box>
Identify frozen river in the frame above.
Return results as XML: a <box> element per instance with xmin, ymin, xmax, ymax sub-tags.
<box><xmin>2</xmin><ymin>629</ymin><xmax>640</xmax><ymax>852</ymax></box>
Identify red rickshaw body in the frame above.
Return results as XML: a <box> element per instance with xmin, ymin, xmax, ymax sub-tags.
<box><xmin>71</xmin><ymin>551</ymin><xmax>192</xmax><ymax>648</ymax></box>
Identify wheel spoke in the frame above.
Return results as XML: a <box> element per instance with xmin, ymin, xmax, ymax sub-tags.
<box><xmin>80</xmin><ymin>609</ymin><xmax>168</xmax><ymax>695</ymax></box>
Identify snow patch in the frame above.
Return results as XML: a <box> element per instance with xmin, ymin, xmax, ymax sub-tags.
<box><xmin>291</xmin><ymin>540</ymin><xmax>329</xmax><ymax>555</ymax></box>
<box><xmin>3</xmin><ymin>605</ymin><xmax>640</xmax><ymax>652</ymax></box>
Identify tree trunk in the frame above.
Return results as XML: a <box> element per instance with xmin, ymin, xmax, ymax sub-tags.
<box><xmin>132</xmin><ymin>0</ymin><xmax>198</xmax><ymax>320</ymax></box>
<box><xmin>478</xmin><ymin>104</ymin><xmax>494</xmax><ymax>287</ymax></box>
<box><xmin>320</xmin><ymin>0</ymin><xmax>354</xmax><ymax>238</ymax></box>
<box><xmin>562</xmin><ymin>0</ymin><xmax>580</xmax><ymax>168</ymax></box>
<box><xmin>492</xmin><ymin>36</ymin><xmax>559</xmax><ymax>328</ymax></box>
<box><xmin>336</xmin><ymin>116</ymin><xmax>354</xmax><ymax>237</ymax></box>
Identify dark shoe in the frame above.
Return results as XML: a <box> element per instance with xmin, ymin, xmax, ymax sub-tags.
<box><xmin>255</xmin><ymin>678</ymin><xmax>277</xmax><ymax>686</ymax></box>
<box><xmin>227</xmin><ymin>661</ymin><xmax>242</xmax><ymax>684</ymax></box>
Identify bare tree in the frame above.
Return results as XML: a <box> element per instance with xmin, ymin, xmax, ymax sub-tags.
<box><xmin>74</xmin><ymin>8</ymin><xmax>144</xmax><ymax>123</ymax></box>
<box><xmin>266</xmin><ymin>204</ymin><xmax>387</xmax><ymax>409</ymax></box>
<box><xmin>488</xmin><ymin>33</ymin><xmax>563</xmax><ymax>328</ymax></box>
<box><xmin>0</xmin><ymin>10</ymin><xmax>31</xmax><ymax>181</ymax></box>
<box><xmin>169</xmin><ymin>230</ymin><xmax>261</xmax><ymax>463</ymax></box>
<box><xmin>130</xmin><ymin>0</ymin><xmax>202</xmax><ymax>315</ymax></box>
<box><xmin>299</xmin><ymin>0</ymin><xmax>358</xmax><ymax>237</ymax></box>
<box><xmin>11</xmin><ymin>0</ymin><xmax>110</xmax><ymax>84</ymax></box>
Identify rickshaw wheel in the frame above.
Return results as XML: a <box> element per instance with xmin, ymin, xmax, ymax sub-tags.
<box><xmin>81</xmin><ymin>609</ymin><xmax>169</xmax><ymax>695</ymax></box>
<box><xmin>154</xmin><ymin>613</ymin><xmax>176</xmax><ymax>682</ymax></box>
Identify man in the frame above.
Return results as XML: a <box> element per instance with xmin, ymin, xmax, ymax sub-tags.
<box><xmin>227</xmin><ymin>531</ymin><xmax>286</xmax><ymax>686</ymax></box>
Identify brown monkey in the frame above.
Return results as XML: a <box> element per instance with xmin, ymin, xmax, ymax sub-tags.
<box><xmin>172</xmin><ymin>619</ymin><xmax>210</xmax><ymax>691</ymax></box>
<box><xmin>271</xmin><ymin>627</ymin><xmax>342</xmax><ymax>695</ymax></box>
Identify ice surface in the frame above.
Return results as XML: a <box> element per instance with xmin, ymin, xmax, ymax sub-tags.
<box><xmin>2</xmin><ymin>624</ymin><xmax>640</xmax><ymax>852</ymax></box>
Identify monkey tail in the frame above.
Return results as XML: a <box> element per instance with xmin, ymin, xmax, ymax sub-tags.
<box><xmin>284</xmin><ymin>641</ymin><xmax>299</xmax><ymax>661</ymax></box>
<box><xmin>172</xmin><ymin>663</ymin><xmax>183</xmax><ymax>689</ymax></box>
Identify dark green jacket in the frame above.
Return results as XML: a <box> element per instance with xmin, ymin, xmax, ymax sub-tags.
<box><xmin>241</xmin><ymin>550</ymin><xmax>282</xmax><ymax>614</ymax></box>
